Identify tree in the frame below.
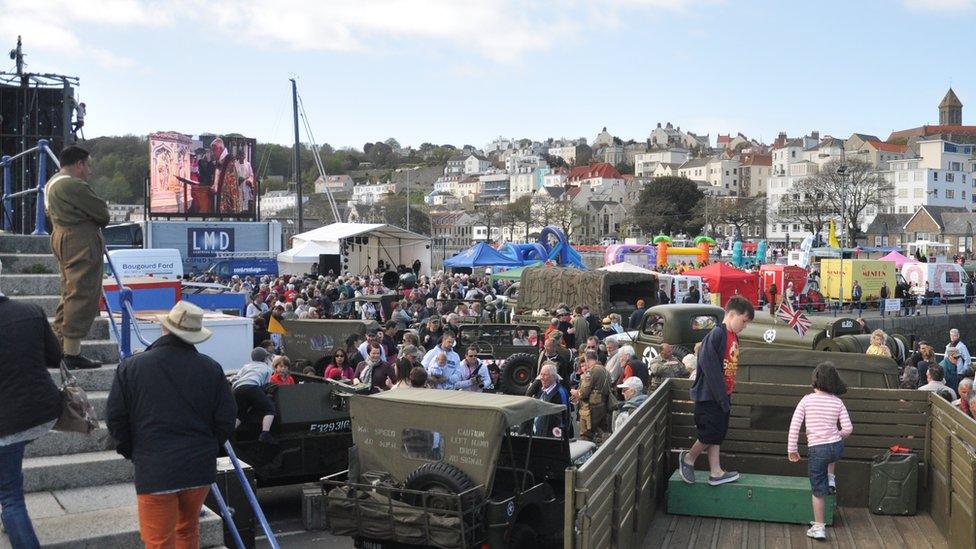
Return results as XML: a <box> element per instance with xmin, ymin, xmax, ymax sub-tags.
<box><xmin>615</xmin><ymin>161</ymin><xmax>634</xmax><ymax>175</ymax></box>
<box><xmin>776</xmin><ymin>180</ymin><xmax>832</xmax><ymax>238</ymax></box>
<box><xmin>476</xmin><ymin>203</ymin><xmax>504</xmax><ymax>243</ymax></box>
<box><xmin>781</xmin><ymin>158</ymin><xmax>892</xmax><ymax>245</ymax></box>
<box><xmin>542</xmin><ymin>154</ymin><xmax>568</xmax><ymax>169</ymax></box>
<box><xmin>380</xmin><ymin>194</ymin><xmax>430</xmax><ymax>236</ymax></box>
<box><xmin>633</xmin><ymin>176</ymin><xmax>704</xmax><ymax>235</ymax></box>
<box><xmin>706</xmin><ymin>196</ymin><xmax>766</xmax><ymax>239</ymax></box>
<box><xmin>503</xmin><ymin>195</ymin><xmax>533</xmax><ymax>242</ymax></box>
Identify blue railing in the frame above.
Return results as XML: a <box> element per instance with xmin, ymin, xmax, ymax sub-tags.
<box><xmin>1</xmin><ymin>139</ymin><xmax>57</xmax><ymax>235</ymax></box>
<box><xmin>4</xmin><ymin>139</ymin><xmax>278</xmax><ymax>548</ymax></box>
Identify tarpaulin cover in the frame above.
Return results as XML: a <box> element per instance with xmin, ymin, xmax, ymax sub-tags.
<box><xmin>350</xmin><ymin>390</ymin><xmax>564</xmax><ymax>492</ymax></box>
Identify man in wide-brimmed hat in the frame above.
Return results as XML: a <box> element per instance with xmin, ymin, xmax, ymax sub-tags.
<box><xmin>106</xmin><ymin>301</ymin><xmax>236</xmax><ymax>549</ymax></box>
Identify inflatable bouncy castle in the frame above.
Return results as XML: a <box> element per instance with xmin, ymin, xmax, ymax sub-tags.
<box><xmin>652</xmin><ymin>235</ymin><xmax>714</xmax><ymax>267</ymax></box>
<box><xmin>496</xmin><ymin>226</ymin><xmax>587</xmax><ymax>269</ymax></box>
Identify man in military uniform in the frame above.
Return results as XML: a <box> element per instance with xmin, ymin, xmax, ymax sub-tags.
<box><xmin>45</xmin><ymin>146</ymin><xmax>108</xmax><ymax>369</ymax></box>
<box><xmin>572</xmin><ymin>350</ymin><xmax>611</xmax><ymax>442</ymax></box>
<box><xmin>647</xmin><ymin>343</ymin><xmax>687</xmax><ymax>389</ymax></box>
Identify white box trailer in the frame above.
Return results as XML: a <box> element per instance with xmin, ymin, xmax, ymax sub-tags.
<box><xmin>103</xmin><ymin>220</ymin><xmax>282</xmax><ymax>274</ymax></box>
<box><xmin>901</xmin><ymin>262</ymin><xmax>969</xmax><ymax>299</ymax></box>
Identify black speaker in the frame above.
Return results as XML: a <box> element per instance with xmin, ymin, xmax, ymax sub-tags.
<box><xmin>318</xmin><ymin>254</ymin><xmax>341</xmax><ymax>275</ymax></box>
<box><xmin>381</xmin><ymin>271</ymin><xmax>399</xmax><ymax>289</ymax></box>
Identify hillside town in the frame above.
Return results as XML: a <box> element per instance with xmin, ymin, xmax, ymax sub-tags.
<box><xmin>252</xmin><ymin>89</ymin><xmax>976</xmax><ymax>261</ymax></box>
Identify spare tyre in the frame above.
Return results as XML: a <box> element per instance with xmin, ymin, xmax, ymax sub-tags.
<box><xmin>499</xmin><ymin>353</ymin><xmax>538</xmax><ymax>395</ymax></box>
<box><xmin>403</xmin><ymin>462</ymin><xmax>484</xmax><ymax>515</ymax></box>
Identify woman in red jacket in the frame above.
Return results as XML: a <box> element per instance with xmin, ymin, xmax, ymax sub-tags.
<box><xmin>324</xmin><ymin>350</ymin><xmax>355</xmax><ymax>382</ymax></box>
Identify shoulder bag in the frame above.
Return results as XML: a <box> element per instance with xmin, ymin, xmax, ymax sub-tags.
<box><xmin>53</xmin><ymin>360</ymin><xmax>99</xmax><ymax>434</ymax></box>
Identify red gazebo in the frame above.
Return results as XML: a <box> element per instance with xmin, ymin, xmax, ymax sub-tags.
<box><xmin>686</xmin><ymin>262</ymin><xmax>760</xmax><ymax>307</ymax></box>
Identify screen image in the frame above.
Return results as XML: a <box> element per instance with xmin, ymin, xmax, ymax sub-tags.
<box><xmin>148</xmin><ymin>131</ymin><xmax>257</xmax><ymax>218</ymax></box>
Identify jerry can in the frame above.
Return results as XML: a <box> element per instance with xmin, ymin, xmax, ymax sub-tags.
<box><xmin>868</xmin><ymin>451</ymin><xmax>918</xmax><ymax>515</ymax></box>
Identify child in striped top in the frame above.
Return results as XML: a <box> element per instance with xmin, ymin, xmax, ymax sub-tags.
<box><xmin>787</xmin><ymin>362</ymin><xmax>853</xmax><ymax>541</ymax></box>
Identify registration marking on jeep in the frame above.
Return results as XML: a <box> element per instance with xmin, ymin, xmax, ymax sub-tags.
<box><xmin>309</xmin><ymin>419</ymin><xmax>351</xmax><ymax>433</ymax></box>
<box><xmin>763</xmin><ymin>329</ymin><xmax>776</xmax><ymax>343</ymax></box>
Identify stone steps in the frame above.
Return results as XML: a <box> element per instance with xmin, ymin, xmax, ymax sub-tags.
<box><xmin>52</xmin><ymin>363</ymin><xmax>118</xmax><ymax>392</ymax></box>
<box><xmin>0</xmin><ymin>273</ymin><xmax>60</xmax><ymax>296</ymax></box>
<box><xmin>22</xmin><ymin>450</ymin><xmax>133</xmax><ymax>493</ymax></box>
<box><xmin>0</xmin><ymin>252</ymin><xmax>59</xmax><ymax>274</ymax></box>
<box><xmin>0</xmin><ymin>233</ymin><xmax>230</xmax><ymax>549</ymax></box>
<box><xmin>26</xmin><ymin>422</ymin><xmax>112</xmax><ymax>459</ymax></box>
<box><xmin>0</xmin><ymin>483</ymin><xmax>223</xmax><ymax>549</ymax></box>
<box><xmin>0</xmin><ymin>233</ymin><xmax>52</xmax><ymax>254</ymax></box>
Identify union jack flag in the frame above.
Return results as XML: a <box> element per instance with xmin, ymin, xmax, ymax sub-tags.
<box><xmin>777</xmin><ymin>300</ymin><xmax>811</xmax><ymax>337</ymax></box>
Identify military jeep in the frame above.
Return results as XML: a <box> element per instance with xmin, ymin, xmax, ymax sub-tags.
<box><xmin>611</xmin><ymin>304</ymin><xmax>899</xmax><ymax>366</ymax></box>
<box><xmin>454</xmin><ymin>323</ymin><xmax>542</xmax><ymax>394</ymax></box>
<box><xmin>231</xmin><ymin>375</ymin><xmax>366</xmax><ymax>486</ymax></box>
<box><xmin>321</xmin><ymin>390</ymin><xmax>595</xmax><ymax>549</ymax></box>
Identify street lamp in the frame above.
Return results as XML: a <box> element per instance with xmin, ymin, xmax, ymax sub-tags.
<box><xmin>395</xmin><ymin>166</ymin><xmax>420</xmax><ymax>232</ymax></box>
<box><xmin>836</xmin><ymin>164</ymin><xmax>850</xmax><ymax>309</ymax></box>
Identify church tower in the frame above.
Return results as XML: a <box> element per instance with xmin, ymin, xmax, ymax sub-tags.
<box><xmin>939</xmin><ymin>88</ymin><xmax>963</xmax><ymax>125</ymax></box>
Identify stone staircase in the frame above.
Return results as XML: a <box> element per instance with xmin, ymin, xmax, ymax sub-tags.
<box><xmin>0</xmin><ymin>233</ymin><xmax>224</xmax><ymax>548</ymax></box>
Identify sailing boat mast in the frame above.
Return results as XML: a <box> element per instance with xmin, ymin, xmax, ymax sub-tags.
<box><xmin>290</xmin><ymin>78</ymin><xmax>304</xmax><ymax>234</ymax></box>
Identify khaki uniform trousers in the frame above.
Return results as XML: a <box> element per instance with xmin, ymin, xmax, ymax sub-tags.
<box><xmin>52</xmin><ymin>224</ymin><xmax>104</xmax><ymax>344</ymax></box>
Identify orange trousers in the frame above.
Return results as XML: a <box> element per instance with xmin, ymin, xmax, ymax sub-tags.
<box><xmin>136</xmin><ymin>486</ymin><xmax>210</xmax><ymax>549</ymax></box>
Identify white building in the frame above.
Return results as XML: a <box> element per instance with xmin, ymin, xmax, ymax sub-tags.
<box><xmin>634</xmin><ymin>148</ymin><xmax>690</xmax><ymax>176</ymax></box>
<box><xmin>463</xmin><ymin>154</ymin><xmax>492</xmax><ymax>175</ymax></box>
<box><xmin>484</xmin><ymin>136</ymin><xmax>514</xmax><ymax>154</ymax></box>
<box><xmin>505</xmin><ymin>153</ymin><xmax>545</xmax><ymax>174</ymax></box>
<box><xmin>547</xmin><ymin>145</ymin><xmax>583</xmax><ymax>165</ymax></box>
<box><xmin>260</xmin><ymin>190</ymin><xmax>308</xmax><ymax>216</ymax></box>
<box><xmin>509</xmin><ymin>166</ymin><xmax>550</xmax><ymax>202</ymax></box>
<box><xmin>314</xmin><ymin>174</ymin><xmax>354</xmax><ymax>194</ymax></box>
<box><xmin>107</xmin><ymin>203</ymin><xmax>145</xmax><ymax>223</ymax></box>
<box><xmin>351</xmin><ymin>182</ymin><xmax>399</xmax><ymax>205</ymax></box>
<box><xmin>881</xmin><ymin>139</ymin><xmax>975</xmax><ymax>214</ymax></box>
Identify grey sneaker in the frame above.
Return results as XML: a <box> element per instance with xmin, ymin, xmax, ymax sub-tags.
<box><xmin>806</xmin><ymin>524</ymin><xmax>826</xmax><ymax>540</ymax></box>
<box><xmin>707</xmin><ymin>470</ymin><xmax>740</xmax><ymax>486</ymax></box>
<box><xmin>678</xmin><ymin>451</ymin><xmax>695</xmax><ymax>484</ymax></box>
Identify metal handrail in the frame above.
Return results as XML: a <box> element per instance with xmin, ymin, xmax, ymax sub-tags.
<box><xmin>224</xmin><ymin>441</ymin><xmax>280</xmax><ymax>548</ymax></box>
<box><xmin>1</xmin><ymin>139</ymin><xmax>52</xmax><ymax>235</ymax></box>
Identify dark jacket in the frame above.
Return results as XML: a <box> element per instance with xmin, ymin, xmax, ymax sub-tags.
<box><xmin>106</xmin><ymin>334</ymin><xmax>237</xmax><ymax>494</ymax></box>
<box><xmin>525</xmin><ymin>379</ymin><xmax>572</xmax><ymax>438</ymax></box>
<box><xmin>0</xmin><ymin>297</ymin><xmax>62</xmax><ymax>437</ymax></box>
<box><xmin>689</xmin><ymin>324</ymin><xmax>731</xmax><ymax>412</ymax></box>
<box><xmin>624</xmin><ymin>356</ymin><xmax>649</xmax><ymax>386</ymax></box>
<box><xmin>629</xmin><ymin>307</ymin><xmax>647</xmax><ymax>330</ymax></box>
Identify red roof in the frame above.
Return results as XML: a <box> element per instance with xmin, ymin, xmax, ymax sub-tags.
<box><xmin>717</xmin><ymin>134</ymin><xmax>731</xmax><ymax>144</ymax></box>
<box><xmin>740</xmin><ymin>153</ymin><xmax>772</xmax><ymax>166</ymax></box>
<box><xmin>567</xmin><ymin>163</ymin><xmax>622</xmax><ymax>182</ymax></box>
<box><xmin>867</xmin><ymin>140</ymin><xmax>907</xmax><ymax>153</ymax></box>
<box><xmin>888</xmin><ymin>125</ymin><xmax>976</xmax><ymax>141</ymax></box>
<box><xmin>565</xmin><ymin>187</ymin><xmax>582</xmax><ymax>199</ymax></box>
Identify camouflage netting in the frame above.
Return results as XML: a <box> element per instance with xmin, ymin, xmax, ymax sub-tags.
<box><xmin>517</xmin><ymin>266</ymin><xmax>657</xmax><ymax>315</ymax></box>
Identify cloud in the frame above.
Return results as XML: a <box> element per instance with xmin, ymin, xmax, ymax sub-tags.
<box><xmin>0</xmin><ymin>0</ymin><xmax>175</xmax><ymax>69</ymax></box>
<box><xmin>202</xmin><ymin>0</ymin><xmax>709</xmax><ymax>64</ymax></box>
<box><xmin>902</xmin><ymin>0</ymin><xmax>975</xmax><ymax>10</ymax></box>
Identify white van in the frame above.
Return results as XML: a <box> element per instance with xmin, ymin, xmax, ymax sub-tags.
<box><xmin>652</xmin><ymin>272</ymin><xmax>707</xmax><ymax>303</ymax></box>
<box><xmin>901</xmin><ymin>262</ymin><xmax>968</xmax><ymax>299</ymax></box>
<box><xmin>106</xmin><ymin>248</ymin><xmax>184</xmax><ymax>280</ymax></box>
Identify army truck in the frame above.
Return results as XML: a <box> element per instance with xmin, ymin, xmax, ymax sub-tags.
<box><xmin>512</xmin><ymin>265</ymin><xmax>657</xmax><ymax>319</ymax></box>
<box><xmin>321</xmin><ymin>390</ymin><xmax>595</xmax><ymax>548</ymax></box>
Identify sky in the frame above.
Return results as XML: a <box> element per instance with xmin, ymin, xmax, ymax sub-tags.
<box><xmin>2</xmin><ymin>0</ymin><xmax>976</xmax><ymax>150</ymax></box>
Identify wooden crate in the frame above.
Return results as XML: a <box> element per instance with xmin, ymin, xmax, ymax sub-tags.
<box><xmin>667</xmin><ymin>470</ymin><xmax>835</xmax><ymax>525</ymax></box>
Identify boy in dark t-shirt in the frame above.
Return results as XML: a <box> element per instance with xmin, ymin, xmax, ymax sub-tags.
<box><xmin>679</xmin><ymin>296</ymin><xmax>754</xmax><ymax>485</ymax></box>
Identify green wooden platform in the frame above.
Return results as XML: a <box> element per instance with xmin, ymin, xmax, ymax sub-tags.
<box><xmin>667</xmin><ymin>471</ymin><xmax>835</xmax><ymax>525</ymax></box>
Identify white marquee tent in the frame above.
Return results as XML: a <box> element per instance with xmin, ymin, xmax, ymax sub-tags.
<box><xmin>277</xmin><ymin>223</ymin><xmax>432</xmax><ymax>276</ymax></box>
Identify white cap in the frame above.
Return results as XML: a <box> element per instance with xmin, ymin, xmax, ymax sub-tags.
<box><xmin>617</xmin><ymin>376</ymin><xmax>644</xmax><ymax>393</ymax></box>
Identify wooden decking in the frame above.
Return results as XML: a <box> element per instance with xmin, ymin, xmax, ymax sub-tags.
<box><xmin>642</xmin><ymin>507</ymin><xmax>948</xmax><ymax>548</ymax></box>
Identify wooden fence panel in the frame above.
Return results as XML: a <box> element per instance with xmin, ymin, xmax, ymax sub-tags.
<box><xmin>568</xmin><ymin>380</ymin><xmax>670</xmax><ymax>549</ymax></box>
<box><xmin>928</xmin><ymin>395</ymin><xmax>976</xmax><ymax>549</ymax></box>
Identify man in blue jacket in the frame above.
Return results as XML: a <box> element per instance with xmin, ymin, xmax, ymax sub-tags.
<box><xmin>107</xmin><ymin>301</ymin><xmax>236</xmax><ymax>548</ymax></box>
<box><xmin>678</xmin><ymin>296</ymin><xmax>754</xmax><ymax>486</ymax></box>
